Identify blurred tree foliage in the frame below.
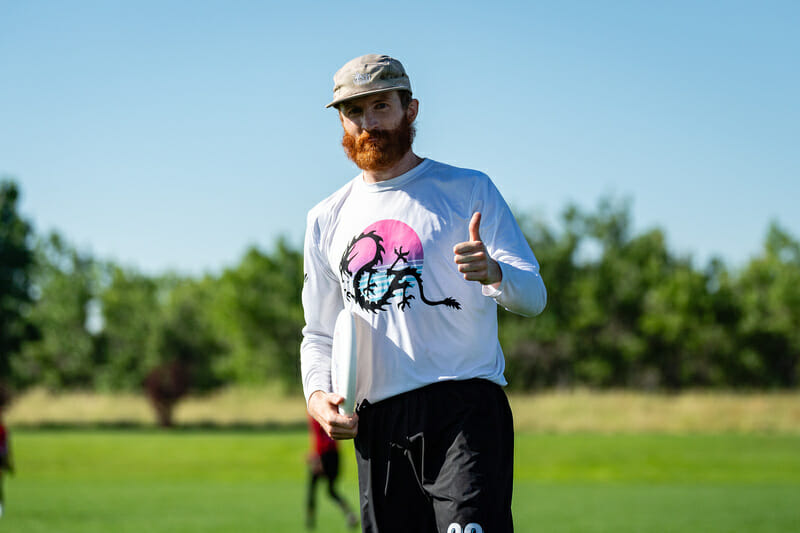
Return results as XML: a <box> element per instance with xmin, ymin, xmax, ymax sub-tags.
<box><xmin>12</xmin><ymin>232</ymin><xmax>99</xmax><ymax>388</ymax></box>
<box><xmin>735</xmin><ymin>223</ymin><xmax>800</xmax><ymax>387</ymax></box>
<box><xmin>96</xmin><ymin>265</ymin><xmax>169</xmax><ymax>390</ymax></box>
<box><xmin>500</xmin><ymin>200</ymin><xmax>798</xmax><ymax>391</ymax></box>
<box><xmin>210</xmin><ymin>240</ymin><xmax>304</xmax><ymax>391</ymax></box>
<box><xmin>157</xmin><ymin>275</ymin><xmax>225</xmax><ymax>393</ymax></box>
<box><xmin>3</xmin><ymin>177</ymin><xmax>799</xmax><ymax>395</ymax></box>
<box><xmin>0</xmin><ymin>180</ymin><xmax>38</xmax><ymax>392</ymax></box>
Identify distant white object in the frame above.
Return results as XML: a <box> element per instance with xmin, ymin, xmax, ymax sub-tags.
<box><xmin>331</xmin><ymin>309</ymin><xmax>358</xmax><ymax>415</ymax></box>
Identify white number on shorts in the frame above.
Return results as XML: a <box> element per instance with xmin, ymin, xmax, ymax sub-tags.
<box><xmin>447</xmin><ymin>523</ymin><xmax>483</xmax><ymax>533</ymax></box>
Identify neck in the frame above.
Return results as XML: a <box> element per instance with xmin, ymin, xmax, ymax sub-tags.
<box><xmin>362</xmin><ymin>150</ymin><xmax>423</xmax><ymax>184</ymax></box>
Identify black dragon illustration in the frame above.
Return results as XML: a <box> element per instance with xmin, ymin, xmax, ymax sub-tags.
<box><xmin>339</xmin><ymin>230</ymin><xmax>461</xmax><ymax>313</ymax></box>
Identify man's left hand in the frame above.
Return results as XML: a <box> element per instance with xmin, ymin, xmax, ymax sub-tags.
<box><xmin>453</xmin><ymin>212</ymin><xmax>502</xmax><ymax>287</ymax></box>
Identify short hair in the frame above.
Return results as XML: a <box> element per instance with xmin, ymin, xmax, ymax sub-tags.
<box><xmin>398</xmin><ymin>90</ymin><xmax>413</xmax><ymax>110</ymax></box>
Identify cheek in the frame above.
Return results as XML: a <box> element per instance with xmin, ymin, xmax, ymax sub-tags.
<box><xmin>341</xmin><ymin>118</ymin><xmax>361</xmax><ymax>136</ymax></box>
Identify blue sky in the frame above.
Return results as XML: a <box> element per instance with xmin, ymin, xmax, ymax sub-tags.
<box><xmin>2</xmin><ymin>1</ymin><xmax>798</xmax><ymax>275</ymax></box>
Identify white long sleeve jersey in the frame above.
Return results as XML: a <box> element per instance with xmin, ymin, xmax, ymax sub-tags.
<box><xmin>301</xmin><ymin>159</ymin><xmax>546</xmax><ymax>406</ymax></box>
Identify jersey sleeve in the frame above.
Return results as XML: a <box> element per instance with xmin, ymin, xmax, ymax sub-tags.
<box><xmin>300</xmin><ymin>210</ymin><xmax>344</xmax><ymax>405</ymax></box>
<box><xmin>473</xmin><ymin>176</ymin><xmax>547</xmax><ymax>317</ymax></box>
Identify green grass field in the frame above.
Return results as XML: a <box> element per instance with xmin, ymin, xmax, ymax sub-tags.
<box><xmin>4</xmin><ymin>429</ymin><xmax>799</xmax><ymax>532</ymax></box>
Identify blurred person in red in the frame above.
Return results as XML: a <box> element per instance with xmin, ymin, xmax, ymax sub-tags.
<box><xmin>306</xmin><ymin>415</ymin><xmax>358</xmax><ymax>530</ymax></box>
<box><xmin>0</xmin><ymin>415</ymin><xmax>13</xmax><ymax>518</ymax></box>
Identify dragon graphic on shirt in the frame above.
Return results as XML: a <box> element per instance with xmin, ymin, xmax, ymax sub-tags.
<box><xmin>339</xmin><ymin>220</ymin><xmax>460</xmax><ymax>313</ymax></box>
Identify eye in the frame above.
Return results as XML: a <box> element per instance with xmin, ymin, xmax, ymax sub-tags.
<box><xmin>374</xmin><ymin>102</ymin><xmax>389</xmax><ymax>110</ymax></box>
<box><xmin>344</xmin><ymin>106</ymin><xmax>362</xmax><ymax>118</ymax></box>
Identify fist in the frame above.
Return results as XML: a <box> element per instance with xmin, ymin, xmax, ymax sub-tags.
<box><xmin>453</xmin><ymin>212</ymin><xmax>502</xmax><ymax>286</ymax></box>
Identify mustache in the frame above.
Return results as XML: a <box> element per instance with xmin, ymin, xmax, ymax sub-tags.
<box><xmin>356</xmin><ymin>129</ymin><xmax>390</xmax><ymax>145</ymax></box>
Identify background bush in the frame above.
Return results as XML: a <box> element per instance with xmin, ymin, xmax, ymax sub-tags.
<box><xmin>2</xmin><ymin>178</ymin><xmax>798</xmax><ymax>396</ymax></box>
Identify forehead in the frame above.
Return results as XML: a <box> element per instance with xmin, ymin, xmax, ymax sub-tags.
<box><xmin>339</xmin><ymin>90</ymin><xmax>401</xmax><ymax>110</ymax></box>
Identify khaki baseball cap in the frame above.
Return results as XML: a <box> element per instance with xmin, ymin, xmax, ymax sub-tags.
<box><xmin>326</xmin><ymin>54</ymin><xmax>412</xmax><ymax>109</ymax></box>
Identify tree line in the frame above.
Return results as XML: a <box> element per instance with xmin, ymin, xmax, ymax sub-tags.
<box><xmin>2</xmin><ymin>179</ymin><xmax>798</xmax><ymax>410</ymax></box>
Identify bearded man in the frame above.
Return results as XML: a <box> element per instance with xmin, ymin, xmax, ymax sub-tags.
<box><xmin>300</xmin><ymin>54</ymin><xmax>547</xmax><ymax>533</ymax></box>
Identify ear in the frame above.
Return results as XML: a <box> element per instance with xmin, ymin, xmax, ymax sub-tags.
<box><xmin>406</xmin><ymin>98</ymin><xmax>419</xmax><ymax>123</ymax></box>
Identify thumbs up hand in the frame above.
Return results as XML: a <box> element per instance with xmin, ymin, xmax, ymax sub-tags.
<box><xmin>453</xmin><ymin>212</ymin><xmax>503</xmax><ymax>286</ymax></box>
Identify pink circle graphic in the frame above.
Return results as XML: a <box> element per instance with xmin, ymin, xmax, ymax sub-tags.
<box><xmin>346</xmin><ymin>219</ymin><xmax>423</xmax><ymax>273</ymax></box>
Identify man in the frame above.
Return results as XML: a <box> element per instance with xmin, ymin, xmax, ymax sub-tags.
<box><xmin>305</xmin><ymin>415</ymin><xmax>359</xmax><ymax>530</ymax></box>
<box><xmin>301</xmin><ymin>54</ymin><xmax>546</xmax><ymax>533</ymax></box>
<box><xmin>0</xmin><ymin>414</ymin><xmax>12</xmax><ymax>518</ymax></box>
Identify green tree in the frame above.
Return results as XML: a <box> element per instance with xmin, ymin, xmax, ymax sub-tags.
<box><xmin>640</xmin><ymin>257</ymin><xmax>736</xmax><ymax>388</ymax></box>
<box><xmin>500</xmin><ymin>206</ymin><xmax>583</xmax><ymax>389</ymax></box>
<box><xmin>12</xmin><ymin>233</ymin><xmax>99</xmax><ymax>389</ymax></box>
<box><xmin>0</xmin><ymin>179</ymin><xmax>38</xmax><ymax>392</ymax></box>
<box><xmin>157</xmin><ymin>276</ymin><xmax>225</xmax><ymax>391</ymax></box>
<box><xmin>570</xmin><ymin>225</ymin><xmax>667</xmax><ymax>388</ymax></box>
<box><xmin>735</xmin><ymin>222</ymin><xmax>800</xmax><ymax>387</ymax></box>
<box><xmin>502</xmin><ymin>197</ymin><xmax>713</xmax><ymax>390</ymax></box>
<box><xmin>211</xmin><ymin>239</ymin><xmax>304</xmax><ymax>390</ymax></box>
<box><xmin>96</xmin><ymin>266</ymin><xmax>162</xmax><ymax>390</ymax></box>
<box><xmin>143</xmin><ymin>277</ymin><xmax>227</xmax><ymax>426</ymax></box>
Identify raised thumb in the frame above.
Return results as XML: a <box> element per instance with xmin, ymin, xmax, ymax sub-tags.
<box><xmin>469</xmin><ymin>212</ymin><xmax>482</xmax><ymax>242</ymax></box>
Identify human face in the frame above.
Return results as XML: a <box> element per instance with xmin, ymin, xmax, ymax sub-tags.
<box><xmin>339</xmin><ymin>91</ymin><xmax>418</xmax><ymax>171</ymax></box>
<box><xmin>339</xmin><ymin>90</ymin><xmax>411</xmax><ymax>132</ymax></box>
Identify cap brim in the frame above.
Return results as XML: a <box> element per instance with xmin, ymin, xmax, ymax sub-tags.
<box><xmin>325</xmin><ymin>86</ymin><xmax>410</xmax><ymax>109</ymax></box>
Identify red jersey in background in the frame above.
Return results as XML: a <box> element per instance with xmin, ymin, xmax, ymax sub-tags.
<box><xmin>308</xmin><ymin>416</ymin><xmax>337</xmax><ymax>455</ymax></box>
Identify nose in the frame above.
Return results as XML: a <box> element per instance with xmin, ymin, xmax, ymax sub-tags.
<box><xmin>361</xmin><ymin>109</ymin><xmax>380</xmax><ymax>131</ymax></box>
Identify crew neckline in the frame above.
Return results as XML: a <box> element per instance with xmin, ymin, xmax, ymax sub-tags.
<box><xmin>356</xmin><ymin>158</ymin><xmax>432</xmax><ymax>192</ymax></box>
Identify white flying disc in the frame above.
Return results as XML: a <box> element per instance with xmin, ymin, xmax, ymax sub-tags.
<box><xmin>331</xmin><ymin>309</ymin><xmax>358</xmax><ymax>415</ymax></box>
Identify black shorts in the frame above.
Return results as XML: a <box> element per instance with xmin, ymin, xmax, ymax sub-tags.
<box><xmin>354</xmin><ymin>379</ymin><xmax>514</xmax><ymax>533</ymax></box>
<box><xmin>320</xmin><ymin>450</ymin><xmax>340</xmax><ymax>480</ymax></box>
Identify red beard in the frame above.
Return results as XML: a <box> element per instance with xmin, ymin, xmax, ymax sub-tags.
<box><xmin>342</xmin><ymin>119</ymin><xmax>416</xmax><ymax>171</ymax></box>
